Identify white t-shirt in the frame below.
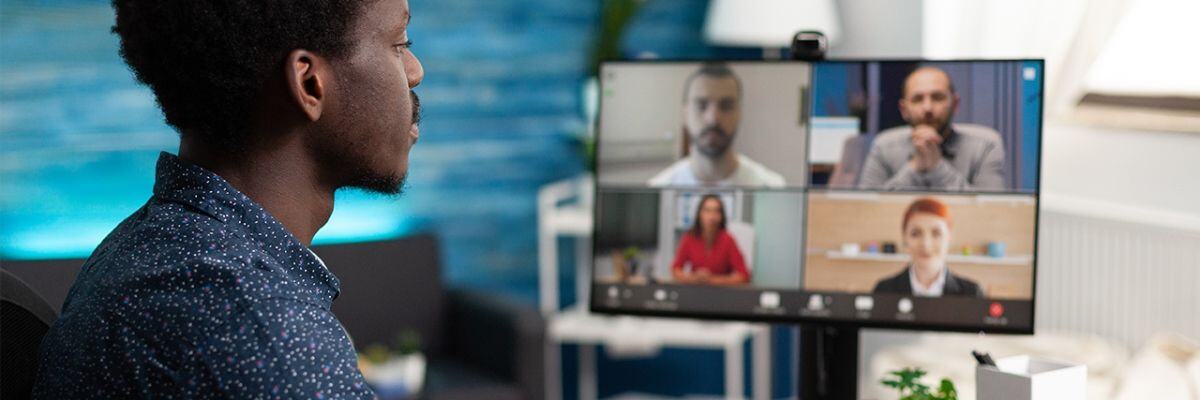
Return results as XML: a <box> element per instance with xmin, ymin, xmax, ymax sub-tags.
<box><xmin>647</xmin><ymin>153</ymin><xmax>786</xmax><ymax>188</ymax></box>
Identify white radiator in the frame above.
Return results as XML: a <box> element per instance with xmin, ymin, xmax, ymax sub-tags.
<box><xmin>1036</xmin><ymin>195</ymin><xmax>1200</xmax><ymax>350</ymax></box>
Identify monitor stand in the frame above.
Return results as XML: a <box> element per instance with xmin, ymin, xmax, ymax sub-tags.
<box><xmin>789</xmin><ymin>32</ymin><xmax>858</xmax><ymax>399</ymax></box>
<box><xmin>800</xmin><ymin>325</ymin><xmax>860</xmax><ymax>400</ymax></box>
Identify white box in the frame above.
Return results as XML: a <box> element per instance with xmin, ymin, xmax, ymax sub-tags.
<box><xmin>976</xmin><ymin>355</ymin><xmax>1086</xmax><ymax>400</ymax></box>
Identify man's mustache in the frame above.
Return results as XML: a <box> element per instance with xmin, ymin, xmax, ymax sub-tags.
<box><xmin>411</xmin><ymin>91</ymin><xmax>421</xmax><ymax>125</ymax></box>
<box><xmin>700</xmin><ymin>126</ymin><xmax>727</xmax><ymax>137</ymax></box>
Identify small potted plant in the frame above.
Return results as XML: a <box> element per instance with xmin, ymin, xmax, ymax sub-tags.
<box><xmin>622</xmin><ymin>246</ymin><xmax>640</xmax><ymax>277</ymax></box>
<box><xmin>359</xmin><ymin>330</ymin><xmax>426</xmax><ymax>398</ymax></box>
<box><xmin>881</xmin><ymin>367</ymin><xmax>958</xmax><ymax>400</ymax></box>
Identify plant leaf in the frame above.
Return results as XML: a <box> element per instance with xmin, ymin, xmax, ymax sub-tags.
<box><xmin>937</xmin><ymin>378</ymin><xmax>958</xmax><ymax>400</ymax></box>
<box><xmin>884</xmin><ymin>367</ymin><xmax>957</xmax><ymax>399</ymax></box>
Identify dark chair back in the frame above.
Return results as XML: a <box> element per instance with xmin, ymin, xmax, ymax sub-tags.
<box><xmin>1</xmin><ymin>269</ymin><xmax>59</xmax><ymax>399</ymax></box>
<box><xmin>314</xmin><ymin>234</ymin><xmax>446</xmax><ymax>356</ymax></box>
<box><xmin>0</xmin><ymin>234</ymin><xmax>446</xmax><ymax>365</ymax></box>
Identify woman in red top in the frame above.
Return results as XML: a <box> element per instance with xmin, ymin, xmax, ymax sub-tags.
<box><xmin>671</xmin><ymin>194</ymin><xmax>751</xmax><ymax>285</ymax></box>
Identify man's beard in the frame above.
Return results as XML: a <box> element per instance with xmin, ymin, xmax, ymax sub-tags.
<box><xmin>912</xmin><ymin>113</ymin><xmax>952</xmax><ymax>135</ymax></box>
<box><xmin>694</xmin><ymin>126</ymin><xmax>733</xmax><ymax>158</ymax></box>
<box><xmin>349</xmin><ymin>173</ymin><xmax>407</xmax><ymax>196</ymax></box>
<box><xmin>411</xmin><ymin>90</ymin><xmax>421</xmax><ymax>126</ymax></box>
<box><xmin>340</xmin><ymin>91</ymin><xmax>421</xmax><ymax>196</ymax></box>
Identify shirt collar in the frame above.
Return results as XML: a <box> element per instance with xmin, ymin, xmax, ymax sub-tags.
<box><xmin>908</xmin><ymin>264</ymin><xmax>948</xmax><ymax>297</ymax></box>
<box><xmin>940</xmin><ymin>126</ymin><xmax>959</xmax><ymax>160</ymax></box>
<box><xmin>152</xmin><ymin>152</ymin><xmax>341</xmax><ymax>302</ymax></box>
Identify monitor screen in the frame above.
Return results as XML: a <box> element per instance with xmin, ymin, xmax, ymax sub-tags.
<box><xmin>591</xmin><ymin>59</ymin><xmax>1043</xmax><ymax>333</ymax></box>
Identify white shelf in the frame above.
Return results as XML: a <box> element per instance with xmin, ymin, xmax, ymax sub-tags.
<box><xmin>549</xmin><ymin>307</ymin><xmax>761</xmax><ymax>352</ymax></box>
<box><xmin>821</xmin><ymin>250</ymin><xmax>1032</xmax><ymax>266</ymax></box>
<box><xmin>546</xmin><ymin>206</ymin><xmax>592</xmax><ymax>236</ymax></box>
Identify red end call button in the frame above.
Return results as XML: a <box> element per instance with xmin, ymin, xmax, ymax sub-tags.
<box><xmin>988</xmin><ymin>302</ymin><xmax>1005</xmax><ymax>318</ymax></box>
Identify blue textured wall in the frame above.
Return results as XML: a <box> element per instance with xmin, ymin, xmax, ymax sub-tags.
<box><xmin>403</xmin><ymin>0</ymin><xmax>593</xmax><ymax>297</ymax></box>
<box><xmin>0</xmin><ymin>0</ymin><xmax>591</xmax><ymax>300</ymax></box>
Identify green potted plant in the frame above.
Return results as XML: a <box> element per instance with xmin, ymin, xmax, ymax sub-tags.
<box><xmin>881</xmin><ymin>367</ymin><xmax>958</xmax><ymax>400</ymax></box>
<box><xmin>359</xmin><ymin>329</ymin><xmax>426</xmax><ymax>397</ymax></box>
<box><xmin>622</xmin><ymin>246</ymin><xmax>640</xmax><ymax>276</ymax></box>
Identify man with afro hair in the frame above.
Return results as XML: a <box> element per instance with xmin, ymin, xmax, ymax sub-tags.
<box><xmin>34</xmin><ymin>0</ymin><xmax>423</xmax><ymax>397</ymax></box>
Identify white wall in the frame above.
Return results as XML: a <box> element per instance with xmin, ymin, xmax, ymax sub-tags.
<box><xmin>828</xmin><ymin>0</ymin><xmax>924</xmax><ymax>58</ymax></box>
<box><xmin>750</xmin><ymin>191</ymin><xmax>804</xmax><ymax>288</ymax></box>
<box><xmin>1041</xmin><ymin>123</ymin><xmax>1200</xmax><ymax>224</ymax></box>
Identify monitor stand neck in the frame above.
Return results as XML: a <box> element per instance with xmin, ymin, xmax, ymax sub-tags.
<box><xmin>800</xmin><ymin>326</ymin><xmax>860</xmax><ymax>400</ymax></box>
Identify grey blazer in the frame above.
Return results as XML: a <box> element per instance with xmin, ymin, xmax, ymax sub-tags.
<box><xmin>858</xmin><ymin>123</ymin><xmax>1007</xmax><ymax>191</ymax></box>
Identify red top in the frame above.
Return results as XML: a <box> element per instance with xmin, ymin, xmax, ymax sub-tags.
<box><xmin>671</xmin><ymin>230</ymin><xmax>750</xmax><ymax>278</ymax></box>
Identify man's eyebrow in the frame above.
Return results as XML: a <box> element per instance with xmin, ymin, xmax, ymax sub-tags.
<box><xmin>389</xmin><ymin>13</ymin><xmax>410</xmax><ymax>38</ymax></box>
<box><xmin>388</xmin><ymin>11</ymin><xmax>411</xmax><ymax>37</ymax></box>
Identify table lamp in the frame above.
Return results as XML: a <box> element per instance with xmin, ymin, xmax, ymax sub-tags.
<box><xmin>704</xmin><ymin>0</ymin><xmax>841</xmax><ymax>51</ymax></box>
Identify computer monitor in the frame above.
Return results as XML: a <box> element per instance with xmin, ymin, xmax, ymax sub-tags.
<box><xmin>590</xmin><ymin>59</ymin><xmax>1043</xmax><ymax>334</ymax></box>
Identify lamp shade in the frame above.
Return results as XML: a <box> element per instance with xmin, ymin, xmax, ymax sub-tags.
<box><xmin>704</xmin><ymin>0</ymin><xmax>841</xmax><ymax>48</ymax></box>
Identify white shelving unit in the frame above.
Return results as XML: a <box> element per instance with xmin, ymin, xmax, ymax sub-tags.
<box><xmin>820</xmin><ymin>250</ymin><xmax>1032</xmax><ymax>266</ymax></box>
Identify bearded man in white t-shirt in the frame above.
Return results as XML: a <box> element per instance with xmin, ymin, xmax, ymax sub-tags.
<box><xmin>648</xmin><ymin>63</ymin><xmax>785</xmax><ymax>188</ymax></box>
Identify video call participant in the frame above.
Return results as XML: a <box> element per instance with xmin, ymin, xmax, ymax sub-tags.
<box><xmin>873</xmin><ymin>197</ymin><xmax>983</xmax><ymax>297</ymax></box>
<box><xmin>858</xmin><ymin>66</ymin><xmax>1006</xmax><ymax>191</ymax></box>
<box><xmin>649</xmin><ymin>63</ymin><xmax>785</xmax><ymax>188</ymax></box>
<box><xmin>35</xmin><ymin>0</ymin><xmax>423</xmax><ymax>397</ymax></box>
<box><xmin>671</xmin><ymin>195</ymin><xmax>751</xmax><ymax>285</ymax></box>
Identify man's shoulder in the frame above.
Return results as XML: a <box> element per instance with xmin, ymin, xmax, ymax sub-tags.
<box><xmin>143</xmin><ymin>202</ymin><xmax>237</xmax><ymax>235</ymax></box>
<box><xmin>873</xmin><ymin>126</ymin><xmax>914</xmax><ymax>147</ymax></box>
<box><xmin>648</xmin><ymin>159</ymin><xmax>692</xmax><ymax>186</ymax></box>
<box><xmin>43</xmin><ymin>203</ymin><xmax>284</xmax><ymax>375</ymax></box>
<box><xmin>734</xmin><ymin>154</ymin><xmax>785</xmax><ymax>187</ymax></box>
<box><xmin>952</xmin><ymin>123</ymin><xmax>1003</xmax><ymax>144</ymax></box>
<box><xmin>115</xmin><ymin>200</ymin><xmax>259</xmax><ymax>261</ymax></box>
<box><xmin>83</xmin><ymin>201</ymin><xmax>281</xmax><ymax>296</ymax></box>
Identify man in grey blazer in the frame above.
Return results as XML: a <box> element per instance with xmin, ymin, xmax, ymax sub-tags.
<box><xmin>858</xmin><ymin>67</ymin><xmax>1006</xmax><ymax>191</ymax></box>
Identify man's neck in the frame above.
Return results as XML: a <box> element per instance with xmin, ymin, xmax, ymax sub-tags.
<box><xmin>688</xmin><ymin>150</ymin><xmax>739</xmax><ymax>183</ymax></box>
<box><xmin>179</xmin><ymin>138</ymin><xmax>335</xmax><ymax>246</ymax></box>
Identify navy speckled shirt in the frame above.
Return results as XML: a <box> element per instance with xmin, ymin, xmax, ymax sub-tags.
<box><xmin>34</xmin><ymin>152</ymin><xmax>374</xmax><ymax>399</ymax></box>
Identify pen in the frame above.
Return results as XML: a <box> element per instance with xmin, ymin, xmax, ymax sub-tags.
<box><xmin>972</xmin><ymin>350</ymin><xmax>997</xmax><ymax>367</ymax></box>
